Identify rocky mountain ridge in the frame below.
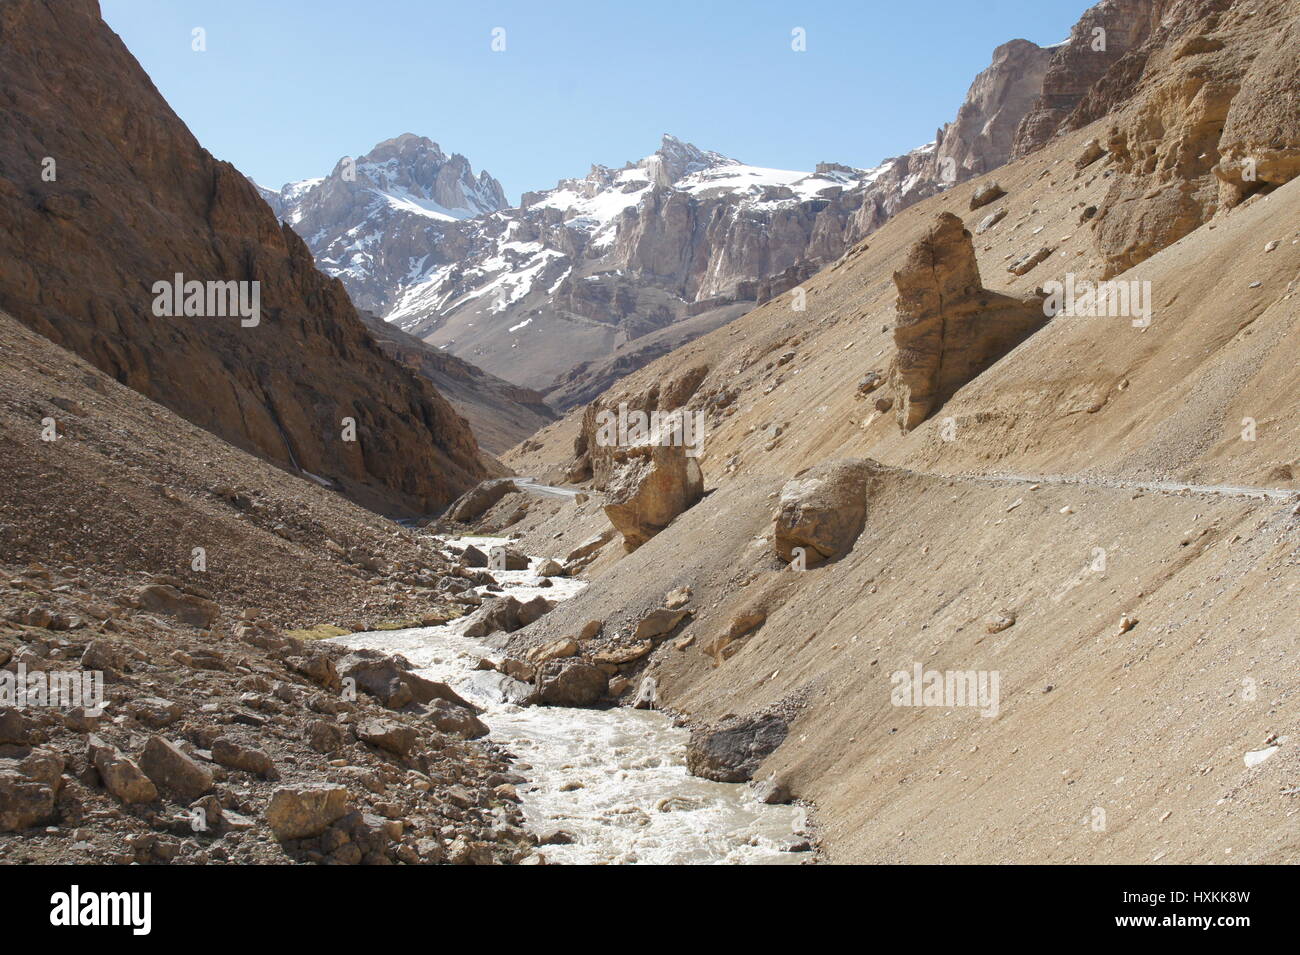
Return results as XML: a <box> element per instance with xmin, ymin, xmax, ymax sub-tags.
<box><xmin>0</xmin><ymin>0</ymin><xmax>486</xmax><ymax>516</ymax></box>
<box><xmin>259</xmin><ymin>133</ymin><xmax>508</xmax><ymax>316</ymax></box>
<box><xmin>263</xmin><ymin>16</ymin><xmax>1098</xmax><ymax>408</ymax></box>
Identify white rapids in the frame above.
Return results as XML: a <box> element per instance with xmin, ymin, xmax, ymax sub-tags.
<box><xmin>330</xmin><ymin>536</ymin><xmax>810</xmax><ymax>865</ymax></box>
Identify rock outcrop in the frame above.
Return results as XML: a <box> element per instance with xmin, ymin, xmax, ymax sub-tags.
<box><xmin>1011</xmin><ymin>0</ymin><xmax>1164</xmax><ymax>158</ymax></box>
<box><xmin>935</xmin><ymin>40</ymin><xmax>1054</xmax><ymax>180</ymax></box>
<box><xmin>0</xmin><ymin>0</ymin><xmax>484</xmax><ymax>515</ymax></box>
<box><xmin>992</xmin><ymin>0</ymin><xmax>1300</xmax><ymax>278</ymax></box>
<box><xmin>1087</xmin><ymin>0</ymin><xmax>1300</xmax><ymax>275</ymax></box>
<box><xmin>571</xmin><ymin>375</ymin><xmax>709</xmax><ymax>550</ymax></box>
<box><xmin>602</xmin><ymin>442</ymin><xmax>704</xmax><ymax>551</ymax></box>
<box><xmin>889</xmin><ymin>213</ymin><xmax>1048</xmax><ymax>430</ymax></box>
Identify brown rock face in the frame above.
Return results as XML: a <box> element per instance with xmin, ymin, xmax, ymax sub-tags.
<box><xmin>1086</xmin><ymin>0</ymin><xmax>1300</xmax><ymax>275</ymax></box>
<box><xmin>0</xmin><ymin>0</ymin><xmax>484</xmax><ymax>514</ymax></box>
<box><xmin>889</xmin><ymin>213</ymin><xmax>1047</xmax><ymax>430</ymax></box>
<box><xmin>1214</xmin><ymin>12</ymin><xmax>1300</xmax><ymax>206</ymax></box>
<box><xmin>849</xmin><ymin>37</ymin><xmax>1056</xmax><ymax>240</ymax></box>
<box><xmin>935</xmin><ymin>40</ymin><xmax>1054</xmax><ymax>180</ymax></box>
<box><xmin>602</xmin><ymin>442</ymin><xmax>704</xmax><ymax>551</ymax></box>
<box><xmin>1011</xmin><ymin>0</ymin><xmax>1165</xmax><ymax>158</ymax></box>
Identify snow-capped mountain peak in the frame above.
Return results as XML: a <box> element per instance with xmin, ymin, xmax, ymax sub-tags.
<box><xmin>255</xmin><ymin>135</ymin><xmax>507</xmax><ymax>312</ymax></box>
<box><xmin>648</xmin><ymin>133</ymin><xmax>733</xmax><ymax>185</ymax></box>
<box><xmin>255</xmin><ymin>132</ymin><xmax>943</xmax><ymax>403</ymax></box>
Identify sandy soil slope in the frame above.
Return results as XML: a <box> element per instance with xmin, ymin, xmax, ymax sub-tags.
<box><xmin>488</xmin><ymin>112</ymin><xmax>1299</xmax><ymax>862</ymax></box>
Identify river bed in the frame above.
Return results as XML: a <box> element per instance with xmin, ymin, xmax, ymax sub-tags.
<box><xmin>330</xmin><ymin>536</ymin><xmax>810</xmax><ymax>865</ymax></box>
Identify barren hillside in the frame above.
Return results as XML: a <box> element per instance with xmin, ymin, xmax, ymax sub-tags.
<box><xmin>484</xmin><ymin>0</ymin><xmax>1300</xmax><ymax>864</ymax></box>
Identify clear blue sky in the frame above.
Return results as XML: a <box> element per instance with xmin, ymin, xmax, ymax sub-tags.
<box><xmin>101</xmin><ymin>0</ymin><xmax>1086</xmax><ymax>202</ymax></box>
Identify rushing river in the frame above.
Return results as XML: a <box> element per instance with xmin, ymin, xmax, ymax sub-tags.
<box><xmin>330</xmin><ymin>537</ymin><xmax>810</xmax><ymax>865</ymax></box>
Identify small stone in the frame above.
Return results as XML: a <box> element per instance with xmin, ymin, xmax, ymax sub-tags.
<box><xmin>88</xmin><ymin>735</ymin><xmax>157</xmax><ymax>804</ymax></box>
<box><xmin>984</xmin><ymin>612</ymin><xmax>1016</xmax><ymax>634</ymax></box>
<box><xmin>211</xmin><ymin>737</ymin><xmax>276</xmax><ymax>778</ymax></box>
<box><xmin>139</xmin><ymin>736</ymin><xmax>213</xmax><ymax>800</ymax></box>
<box><xmin>356</xmin><ymin>719</ymin><xmax>419</xmax><ymax>757</ymax></box>
<box><xmin>663</xmin><ymin>586</ymin><xmax>692</xmax><ymax>610</ymax></box>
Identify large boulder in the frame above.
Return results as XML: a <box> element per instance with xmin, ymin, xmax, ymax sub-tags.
<box><xmin>461</xmin><ymin>596</ymin><xmax>523</xmax><ymax>638</ymax></box>
<box><xmin>686</xmin><ymin>713</ymin><xmax>789</xmax><ymax>783</ymax></box>
<box><xmin>889</xmin><ymin>212</ymin><xmax>1047</xmax><ymax>430</ymax></box>
<box><xmin>532</xmin><ymin>660</ymin><xmax>607</xmax><ymax>707</ymax></box>
<box><xmin>565</xmin><ymin>529</ymin><xmax>615</xmax><ymax>565</ymax></box>
<box><xmin>403</xmin><ymin>670</ymin><xmax>476</xmax><ymax>710</ymax></box>
<box><xmin>535</xmin><ymin>559</ymin><xmax>565</xmax><ymax>577</ymax></box>
<box><xmin>133</xmin><ymin>584</ymin><xmax>219</xmax><ymax>628</ymax></box>
<box><xmin>516</xmin><ymin>596</ymin><xmax>555</xmax><ymax>627</ymax></box>
<box><xmin>602</xmin><ymin>442</ymin><xmax>704</xmax><ymax>551</ymax></box>
<box><xmin>337</xmin><ymin>650</ymin><xmax>473</xmax><ymax>712</ymax></box>
<box><xmin>968</xmin><ymin>181</ymin><xmax>1006</xmax><ymax>209</ymax></box>
<box><xmin>211</xmin><ymin>737</ymin><xmax>277</xmax><ymax>778</ymax></box>
<box><xmin>0</xmin><ymin>706</ymin><xmax>36</xmax><ymax>745</ymax></box>
<box><xmin>425</xmin><ymin>700</ymin><xmax>489</xmax><ymax>739</ymax></box>
<box><xmin>445</xmin><ymin>478</ymin><xmax>517</xmax><ymax>523</ymax></box>
<box><xmin>356</xmin><ymin>719</ymin><xmax>419</xmax><ymax>757</ymax></box>
<box><xmin>773</xmin><ymin>458</ymin><xmax>877</xmax><ymax>566</ymax></box>
<box><xmin>462</xmin><ymin>595</ymin><xmax>553</xmax><ymax>637</ymax></box>
<box><xmin>634</xmin><ymin>607</ymin><xmax>691</xmax><ymax>640</ymax></box>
